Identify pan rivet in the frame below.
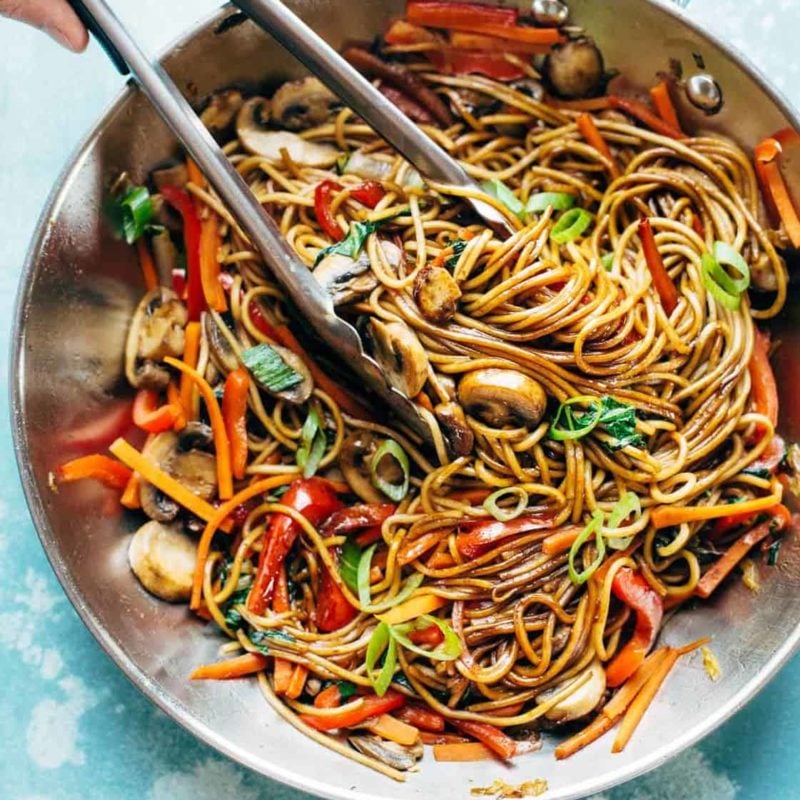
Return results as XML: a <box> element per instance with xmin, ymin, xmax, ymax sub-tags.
<box><xmin>686</xmin><ymin>73</ymin><xmax>723</xmax><ymax>114</ymax></box>
<box><xmin>531</xmin><ymin>0</ymin><xmax>569</xmax><ymax>27</ymax></box>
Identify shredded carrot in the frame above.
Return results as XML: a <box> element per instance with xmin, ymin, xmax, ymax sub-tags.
<box><xmin>180</xmin><ymin>322</ymin><xmax>201</xmax><ymax>420</ymax></box>
<box><xmin>612</xmin><ymin>648</ymin><xmax>679</xmax><ymax>753</ymax></box>
<box><xmin>136</xmin><ymin>237</ymin><xmax>159</xmax><ymax>291</ymax></box>
<box><xmin>649</xmin><ymin>80</ymin><xmax>683</xmax><ymax>135</ymax></box>
<box><xmin>550</xmin><ymin>96</ymin><xmax>611</xmax><ymax>112</ymax></box>
<box><xmin>120</xmin><ymin>472</ymin><xmax>141</xmax><ymax>509</ymax></box>
<box><xmin>364</xmin><ymin>714</ymin><xmax>421</xmax><ymax>746</ymax></box>
<box><xmin>675</xmin><ymin>636</ymin><xmax>712</xmax><ymax>656</ymax></box>
<box><xmin>541</xmin><ymin>526</ymin><xmax>583</xmax><ymax>556</ymax></box>
<box><xmin>166</xmin><ymin>381</ymin><xmax>186</xmax><ymax>431</ymax></box>
<box><xmin>377</xmin><ymin>594</ymin><xmax>447</xmax><ymax>625</ymax></box>
<box><xmin>754</xmin><ymin>137</ymin><xmax>800</xmax><ymax>247</ymax></box>
<box><xmin>576</xmin><ymin>113</ymin><xmax>621</xmax><ymax>178</ymax></box>
<box><xmin>223</xmin><ymin>369</ymin><xmax>250</xmax><ymax>480</ymax></box>
<box><xmin>602</xmin><ymin>648</ymin><xmax>671</xmax><ymax>720</ymax></box>
<box><xmin>186</xmin><ymin>157</ymin><xmax>205</xmax><ymax>189</ymax></box>
<box><xmin>109</xmin><ymin>438</ymin><xmax>232</xmax><ymax>531</ymax></box>
<box><xmin>164</xmin><ymin>356</ymin><xmax>233</xmax><ymax>500</ymax></box>
<box><xmin>55</xmin><ymin>454</ymin><xmax>132</xmax><ymax>491</ymax></box>
<box><xmin>432</xmin><ymin>742</ymin><xmax>497</xmax><ymax>762</ymax></box>
<box><xmin>398</xmin><ymin>532</ymin><xmax>443</xmax><ymax>565</ymax></box>
<box><xmin>639</xmin><ymin>217</ymin><xmax>679</xmax><ymax>314</ymax></box>
<box><xmin>449</xmin><ymin>30</ymin><xmax>555</xmax><ymax>55</ymax></box>
<box><xmin>190</xmin><ymin>652</ymin><xmax>268</xmax><ymax>680</ymax></box>
<box><xmin>608</xmin><ymin>95</ymin><xmax>685</xmax><ymax>140</ymax></box>
<box><xmin>198</xmin><ymin>214</ymin><xmax>227</xmax><ymax>312</ymax></box>
<box><xmin>651</xmin><ymin>492</ymin><xmax>782</xmax><ymax>529</ymax></box>
<box><xmin>272</xmin><ymin>566</ymin><xmax>295</xmax><ymax>695</ymax></box>
<box><xmin>448</xmin><ymin>488</ymin><xmax>492</xmax><ymax>504</ymax></box>
<box><xmin>284</xmin><ymin>664</ymin><xmax>308</xmax><ymax>699</ymax></box>
<box><xmin>749</xmin><ymin>328</ymin><xmax>779</xmax><ymax>428</ymax></box>
<box><xmin>314</xmin><ymin>684</ymin><xmax>343</xmax><ymax>709</ymax></box>
<box><xmin>426</xmin><ymin>552</ymin><xmax>456</xmax><ymax>569</ymax></box>
<box><xmin>420</xmin><ymin>732</ymin><xmax>470</xmax><ymax>745</ymax></box>
<box><xmin>482</xmin><ymin>702</ymin><xmax>525</xmax><ymax>718</ymax></box>
<box><xmin>189</xmin><ymin>475</ymin><xmax>295</xmax><ymax>610</ymax></box>
<box><xmin>272</xmin><ymin>325</ymin><xmax>374</xmax><ymax>420</ymax></box>
<box><xmin>554</xmin><ymin>714</ymin><xmax>615</xmax><ymax>760</ymax></box>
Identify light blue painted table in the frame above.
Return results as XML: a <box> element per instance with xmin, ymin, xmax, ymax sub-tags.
<box><xmin>1</xmin><ymin>2</ymin><xmax>799</xmax><ymax>798</ymax></box>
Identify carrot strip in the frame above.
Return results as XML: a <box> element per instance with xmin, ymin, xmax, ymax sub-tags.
<box><xmin>542</xmin><ymin>526</ymin><xmax>583</xmax><ymax>556</ymax></box>
<box><xmin>398</xmin><ymin>532</ymin><xmax>443</xmax><ymax>565</ymax></box>
<box><xmin>364</xmin><ymin>714</ymin><xmax>421</xmax><ymax>746</ymax></box>
<box><xmin>449</xmin><ymin>30</ymin><xmax>555</xmax><ymax>55</ymax></box>
<box><xmin>554</xmin><ymin>713</ymin><xmax>615</xmax><ymax>760</ymax></box>
<box><xmin>377</xmin><ymin>594</ymin><xmax>447</xmax><ymax>625</ymax></box>
<box><xmin>120</xmin><ymin>472</ymin><xmax>141</xmax><ymax>509</ymax></box>
<box><xmin>223</xmin><ymin>369</ymin><xmax>250</xmax><ymax>480</ymax></box>
<box><xmin>448</xmin><ymin>23</ymin><xmax>563</xmax><ymax>45</ymax></box>
<box><xmin>199</xmin><ymin>214</ymin><xmax>228</xmax><ymax>312</ymax></box>
<box><xmin>651</xmin><ymin>492</ymin><xmax>782</xmax><ymax>529</ymax></box>
<box><xmin>602</xmin><ymin>648</ymin><xmax>671</xmax><ymax>720</ymax></box>
<box><xmin>639</xmin><ymin>217</ymin><xmax>679</xmax><ymax>315</ymax></box>
<box><xmin>433</xmin><ymin>742</ymin><xmax>497</xmax><ymax>762</ymax></box>
<box><xmin>272</xmin><ymin>325</ymin><xmax>374</xmax><ymax>421</ymax></box>
<box><xmin>271</xmin><ymin>566</ymin><xmax>295</xmax><ymax>694</ymax></box>
<box><xmin>675</xmin><ymin>636</ymin><xmax>712</xmax><ymax>656</ymax></box>
<box><xmin>550</xmin><ymin>96</ymin><xmax>611</xmax><ymax>112</ymax></box>
<box><xmin>189</xmin><ymin>475</ymin><xmax>295</xmax><ymax>609</ymax></box>
<box><xmin>56</xmin><ymin>454</ymin><xmax>132</xmax><ymax>491</ymax></box>
<box><xmin>577</xmin><ymin>113</ymin><xmax>621</xmax><ymax>178</ymax></box>
<box><xmin>284</xmin><ymin>664</ymin><xmax>308</xmax><ymax>699</ymax></box>
<box><xmin>749</xmin><ymin>328</ymin><xmax>779</xmax><ymax>427</ymax></box>
<box><xmin>608</xmin><ymin>95</ymin><xmax>685</xmax><ymax>139</ymax></box>
<box><xmin>136</xmin><ymin>238</ymin><xmax>159</xmax><ymax>291</ymax></box>
<box><xmin>421</xmin><ymin>732</ymin><xmax>471</xmax><ymax>745</ymax></box>
<box><xmin>649</xmin><ymin>80</ymin><xmax>683</xmax><ymax>135</ymax></box>
<box><xmin>166</xmin><ymin>381</ymin><xmax>187</xmax><ymax>431</ymax></box>
<box><xmin>612</xmin><ymin>648</ymin><xmax>679</xmax><ymax>753</ymax></box>
<box><xmin>190</xmin><ymin>652</ymin><xmax>268</xmax><ymax>680</ymax></box>
<box><xmin>314</xmin><ymin>684</ymin><xmax>344</xmax><ymax>709</ymax></box>
<box><xmin>426</xmin><ymin>552</ymin><xmax>456</xmax><ymax>569</ymax></box>
<box><xmin>396</xmin><ymin>705</ymin><xmax>446</xmax><ymax>732</ymax></box>
<box><xmin>754</xmin><ymin>137</ymin><xmax>800</xmax><ymax>247</ymax></box>
<box><xmin>164</xmin><ymin>356</ymin><xmax>233</xmax><ymax>500</ymax></box>
<box><xmin>450</xmin><ymin>720</ymin><xmax>516</xmax><ymax>760</ymax></box>
<box><xmin>186</xmin><ymin>157</ymin><xmax>205</xmax><ymax>189</ymax></box>
<box><xmin>180</xmin><ymin>322</ymin><xmax>201</xmax><ymax>420</ymax></box>
<box><xmin>109</xmin><ymin>438</ymin><xmax>232</xmax><ymax>531</ymax></box>
<box><xmin>448</xmin><ymin>488</ymin><xmax>492</xmax><ymax>504</ymax></box>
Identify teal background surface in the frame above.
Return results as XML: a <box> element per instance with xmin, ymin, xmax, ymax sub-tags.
<box><xmin>1</xmin><ymin>1</ymin><xmax>799</xmax><ymax>797</ymax></box>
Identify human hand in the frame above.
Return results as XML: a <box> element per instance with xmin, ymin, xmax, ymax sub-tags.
<box><xmin>0</xmin><ymin>0</ymin><xmax>88</xmax><ymax>51</ymax></box>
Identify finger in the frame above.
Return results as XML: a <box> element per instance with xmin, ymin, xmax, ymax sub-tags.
<box><xmin>0</xmin><ymin>0</ymin><xmax>89</xmax><ymax>51</ymax></box>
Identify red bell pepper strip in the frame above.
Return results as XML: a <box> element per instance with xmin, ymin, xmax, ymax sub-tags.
<box><xmin>385</xmin><ymin>19</ymin><xmax>441</xmax><ymax>45</ymax></box>
<box><xmin>429</xmin><ymin>48</ymin><xmax>526</xmax><ymax>81</ymax></box>
<box><xmin>605</xmin><ymin>568</ymin><xmax>664</xmax><ymax>687</ymax></box>
<box><xmin>316</xmin><ymin>550</ymin><xmax>358</xmax><ymax>632</ymax></box>
<box><xmin>320</xmin><ymin>503</ymin><xmax>397</xmax><ymax>536</ymax></box>
<box><xmin>349</xmin><ymin>181</ymin><xmax>386</xmax><ymax>209</ymax></box>
<box><xmin>161</xmin><ymin>185</ymin><xmax>205</xmax><ymax>321</ymax></box>
<box><xmin>754</xmin><ymin>136</ymin><xmax>800</xmax><ymax>247</ymax></box>
<box><xmin>248</xmin><ymin>478</ymin><xmax>343</xmax><ymax>614</ymax></box>
<box><xmin>408</xmin><ymin>623</ymin><xmax>445</xmax><ymax>646</ymax></box>
<box><xmin>314</xmin><ymin>180</ymin><xmax>345</xmax><ymax>242</ymax></box>
<box><xmin>449</xmin><ymin>30</ymin><xmax>557</xmax><ymax>55</ymax></box>
<box><xmin>639</xmin><ymin>217</ymin><xmax>679</xmax><ymax>315</ymax></box>
<box><xmin>132</xmin><ymin>388</ymin><xmax>182</xmax><ymax>433</ymax></box>
<box><xmin>749</xmin><ymin>328</ymin><xmax>779</xmax><ymax>429</ymax></box>
<box><xmin>314</xmin><ymin>683</ymin><xmax>345</xmax><ymax>708</ymax></box>
<box><xmin>711</xmin><ymin>502</ymin><xmax>790</xmax><ymax>539</ymax></box>
<box><xmin>608</xmin><ymin>95</ymin><xmax>685</xmax><ymax>140</ymax></box>
<box><xmin>406</xmin><ymin>1</ymin><xmax>518</xmax><ymax>29</ymax></box>
<box><xmin>450</xmin><ymin>720</ymin><xmax>518</xmax><ymax>760</ymax></box>
<box><xmin>56</xmin><ymin>454</ymin><xmax>132</xmax><ymax>491</ymax></box>
<box><xmin>299</xmin><ymin>690</ymin><xmax>405</xmax><ymax>731</ymax></box>
<box><xmin>457</xmin><ymin>514</ymin><xmax>554</xmax><ymax>559</ymax></box>
<box><xmin>248</xmin><ymin>299</ymin><xmax>280</xmax><ymax>340</ymax></box>
<box><xmin>222</xmin><ymin>369</ymin><xmax>250</xmax><ymax>481</ymax></box>
<box><xmin>396</xmin><ymin>704</ymin><xmax>446</xmax><ymax>732</ymax></box>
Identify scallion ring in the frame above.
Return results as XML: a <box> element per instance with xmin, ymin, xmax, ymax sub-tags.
<box><xmin>483</xmin><ymin>487</ymin><xmax>529</xmax><ymax>521</ymax></box>
<box><xmin>370</xmin><ymin>439</ymin><xmax>410</xmax><ymax>502</ymax></box>
<box><xmin>605</xmin><ymin>491</ymin><xmax>642</xmax><ymax>551</ymax></box>
<box><xmin>120</xmin><ymin>185</ymin><xmax>154</xmax><ymax>244</ymax></box>
<box><xmin>548</xmin><ymin>395</ymin><xmax>603</xmax><ymax>441</ymax></box>
<box><xmin>568</xmin><ymin>509</ymin><xmax>606</xmax><ymax>584</ymax></box>
<box><xmin>366</xmin><ymin>621</ymin><xmax>397</xmax><ymax>696</ymax></box>
<box><xmin>551</xmin><ymin>208</ymin><xmax>593</xmax><ymax>244</ymax></box>
<box><xmin>390</xmin><ymin>615</ymin><xmax>461</xmax><ymax>662</ymax></box>
<box><xmin>701</xmin><ymin>242</ymin><xmax>750</xmax><ymax>311</ymax></box>
<box><xmin>525</xmin><ymin>191</ymin><xmax>576</xmax><ymax>215</ymax></box>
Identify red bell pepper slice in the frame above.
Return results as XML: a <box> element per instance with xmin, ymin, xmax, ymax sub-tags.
<box><xmin>408</xmin><ymin>623</ymin><xmax>444</xmax><ymax>646</ymax></box>
<box><xmin>314</xmin><ymin>180</ymin><xmax>345</xmax><ymax>242</ymax></box>
<box><xmin>132</xmin><ymin>388</ymin><xmax>182</xmax><ymax>433</ymax></box>
<box><xmin>749</xmin><ymin>328</ymin><xmax>779</xmax><ymax>430</ymax></box>
<box><xmin>396</xmin><ymin>704</ymin><xmax>446</xmax><ymax>732</ymax></box>
<box><xmin>406</xmin><ymin>1</ymin><xmax>518</xmax><ymax>29</ymax></box>
<box><xmin>316</xmin><ymin>550</ymin><xmax>358</xmax><ymax>632</ymax></box>
<box><xmin>456</xmin><ymin>513</ymin><xmax>555</xmax><ymax>559</ymax></box>
<box><xmin>56</xmin><ymin>454</ymin><xmax>133</xmax><ymax>491</ymax></box>
<box><xmin>247</xmin><ymin>299</ymin><xmax>279</xmax><ymax>340</ymax></box>
<box><xmin>450</xmin><ymin>720</ymin><xmax>518</xmax><ymax>760</ymax></box>
<box><xmin>299</xmin><ymin>690</ymin><xmax>405</xmax><ymax>731</ymax></box>
<box><xmin>161</xmin><ymin>185</ymin><xmax>205</xmax><ymax>321</ymax></box>
<box><xmin>639</xmin><ymin>217</ymin><xmax>679</xmax><ymax>315</ymax></box>
<box><xmin>349</xmin><ymin>181</ymin><xmax>387</xmax><ymax>209</ymax></box>
<box><xmin>248</xmin><ymin>478</ymin><xmax>343</xmax><ymax>614</ymax></box>
<box><xmin>429</xmin><ymin>48</ymin><xmax>526</xmax><ymax>81</ymax></box>
<box><xmin>320</xmin><ymin>503</ymin><xmax>397</xmax><ymax>536</ymax></box>
<box><xmin>605</xmin><ymin>568</ymin><xmax>664</xmax><ymax>687</ymax></box>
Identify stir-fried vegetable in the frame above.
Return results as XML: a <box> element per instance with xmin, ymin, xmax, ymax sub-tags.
<box><xmin>240</xmin><ymin>343</ymin><xmax>304</xmax><ymax>393</ymax></box>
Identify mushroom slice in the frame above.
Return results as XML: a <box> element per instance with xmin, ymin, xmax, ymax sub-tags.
<box><xmin>125</xmin><ymin>287</ymin><xmax>188</xmax><ymax>390</ymax></box>
<box><xmin>245</xmin><ymin>343</ymin><xmax>314</xmax><ymax>405</ymax></box>
<box><xmin>128</xmin><ymin>520</ymin><xmax>197</xmax><ymax>602</ymax></box>
<box><xmin>313</xmin><ymin>239</ymin><xmax>401</xmax><ymax>306</ymax></box>
<box><xmin>151</xmin><ymin>161</ymin><xmax>189</xmax><ymax>191</ymax></box>
<box><xmin>271</xmin><ymin>77</ymin><xmax>341</xmax><ymax>131</ymax></box>
<box><xmin>457</xmin><ymin>368</ymin><xmax>547</xmax><ymax>428</ymax></box>
<box><xmin>435</xmin><ymin>401</ymin><xmax>474</xmax><ymax>457</ymax></box>
<box><xmin>543</xmin><ymin>38</ymin><xmax>605</xmax><ymax>100</ymax></box>
<box><xmin>236</xmin><ymin>97</ymin><xmax>337</xmax><ymax>166</ymax></box>
<box><xmin>348</xmin><ymin>736</ymin><xmax>423</xmax><ymax>771</ymax></box>
<box><xmin>150</xmin><ymin>228</ymin><xmax>178</xmax><ymax>286</ymax></box>
<box><xmin>204</xmin><ymin>312</ymin><xmax>240</xmax><ymax>374</ymax></box>
<box><xmin>200</xmin><ymin>88</ymin><xmax>244</xmax><ymax>137</ymax></box>
<box><xmin>368</xmin><ymin>319</ymin><xmax>429</xmax><ymax>399</ymax></box>
<box><xmin>413</xmin><ymin>265</ymin><xmax>461</xmax><ymax>325</ymax></box>
<box><xmin>178</xmin><ymin>421</ymin><xmax>214</xmax><ymax>451</ymax></box>
<box><xmin>536</xmin><ymin>659</ymin><xmax>606</xmax><ymax>722</ymax></box>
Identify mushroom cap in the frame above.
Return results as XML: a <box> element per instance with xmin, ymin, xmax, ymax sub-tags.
<box><xmin>128</xmin><ymin>520</ymin><xmax>197</xmax><ymax>602</ymax></box>
<box><xmin>368</xmin><ymin>319</ymin><xmax>429</xmax><ymax>399</ymax></box>
<box><xmin>544</xmin><ymin>38</ymin><xmax>605</xmax><ymax>100</ymax></box>
<box><xmin>270</xmin><ymin>76</ymin><xmax>341</xmax><ymax>131</ymax></box>
<box><xmin>457</xmin><ymin>368</ymin><xmax>547</xmax><ymax>428</ymax></box>
<box><xmin>537</xmin><ymin>658</ymin><xmax>606</xmax><ymax>722</ymax></box>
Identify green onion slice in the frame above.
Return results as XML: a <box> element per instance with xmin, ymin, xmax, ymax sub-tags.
<box><xmin>551</xmin><ymin>208</ymin><xmax>593</xmax><ymax>244</ymax></box>
<box><xmin>240</xmin><ymin>344</ymin><xmax>303</xmax><ymax>393</ymax></box>
<box><xmin>605</xmin><ymin>491</ymin><xmax>642</xmax><ymax>551</ymax></box>
<box><xmin>356</xmin><ymin>542</ymin><xmax>424</xmax><ymax>612</ymax></box>
<box><xmin>339</xmin><ymin>539</ymin><xmax>361</xmax><ymax>592</ymax></box>
<box><xmin>365</xmin><ymin>574</ymin><xmax>425</xmax><ymax>615</ymax></box>
<box><xmin>548</xmin><ymin>396</ymin><xmax>603</xmax><ymax>441</ymax></box>
<box><xmin>483</xmin><ymin>487</ymin><xmax>528</xmax><ymax>522</ymax></box>
<box><xmin>120</xmin><ymin>185</ymin><xmax>154</xmax><ymax>244</ymax></box>
<box><xmin>366</xmin><ymin>621</ymin><xmax>397</xmax><ymax>696</ymax></box>
<box><xmin>357</xmin><ymin>543</ymin><xmax>378</xmax><ymax>609</ymax></box>
<box><xmin>296</xmin><ymin>407</ymin><xmax>327</xmax><ymax>478</ymax></box>
<box><xmin>525</xmin><ymin>192</ymin><xmax>577</xmax><ymax>215</ymax></box>
<box><xmin>390</xmin><ymin>615</ymin><xmax>461</xmax><ymax>662</ymax></box>
<box><xmin>481</xmin><ymin>178</ymin><xmax>524</xmax><ymax>218</ymax></box>
<box><xmin>701</xmin><ymin>241</ymin><xmax>750</xmax><ymax>311</ymax></box>
<box><xmin>601</xmin><ymin>252</ymin><xmax>614</xmax><ymax>271</ymax></box>
<box><xmin>568</xmin><ymin>509</ymin><xmax>606</xmax><ymax>584</ymax></box>
<box><xmin>370</xmin><ymin>439</ymin><xmax>410</xmax><ymax>502</ymax></box>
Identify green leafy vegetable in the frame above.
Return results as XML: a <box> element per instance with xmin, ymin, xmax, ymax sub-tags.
<box><xmin>481</xmin><ymin>178</ymin><xmax>524</xmax><ymax>218</ymax></box>
<box><xmin>296</xmin><ymin>407</ymin><xmax>327</xmax><ymax>478</ymax></box>
<box><xmin>249</xmin><ymin>629</ymin><xmax>295</xmax><ymax>654</ymax></box>
<box><xmin>366</xmin><ymin>621</ymin><xmax>397</xmax><ymax>696</ymax></box>
<box><xmin>340</xmin><ymin>539</ymin><xmax>361</xmax><ymax>593</ymax></box>
<box><xmin>701</xmin><ymin>241</ymin><xmax>750</xmax><ymax>311</ymax></box>
<box><xmin>221</xmin><ymin>587</ymin><xmax>250</xmax><ymax>631</ymax></box>
<box><xmin>525</xmin><ymin>191</ymin><xmax>576</xmax><ymax>215</ymax></box>
<box><xmin>483</xmin><ymin>487</ymin><xmax>528</xmax><ymax>522</ymax></box>
<box><xmin>597</xmin><ymin>397</ymin><xmax>646</xmax><ymax>451</ymax></box>
<box><xmin>111</xmin><ymin>185</ymin><xmax>155</xmax><ymax>244</ymax></box>
<box><xmin>337</xmin><ymin>681</ymin><xmax>358</xmax><ymax>700</ymax></box>
<box><xmin>370</xmin><ymin>439</ymin><xmax>410</xmax><ymax>502</ymax></box>
<box><xmin>551</xmin><ymin>208</ymin><xmax>594</xmax><ymax>244</ymax></box>
<box><xmin>240</xmin><ymin>343</ymin><xmax>303</xmax><ymax>393</ymax></box>
<box><xmin>549</xmin><ymin>396</ymin><xmax>644</xmax><ymax>451</ymax></box>
<box><xmin>357</xmin><ymin>543</ymin><xmax>379</xmax><ymax>610</ymax></box>
<box><xmin>390</xmin><ymin>615</ymin><xmax>462</xmax><ymax>661</ymax></box>
<box><xmin>445</xmin><ymin>238</ymin><xmax>470</xmax><ymax>270</ymax></box>
<box><xmin>314</xmin><ymin>211</ymin><xmax>405</xmax><ymax>266</ymax></box>
<box><xmin>568</xmin><ymin>509</ymin><xmax>606</xmax><ymax>584</ymax></box>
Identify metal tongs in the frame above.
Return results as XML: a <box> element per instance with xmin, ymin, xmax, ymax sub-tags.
<box><xmin>69</xmin><ymin>0</ymin><xmax>514</xmax><ymax>441</ymax></box>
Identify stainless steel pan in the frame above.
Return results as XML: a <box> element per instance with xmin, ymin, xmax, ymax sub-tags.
<box><xmin>11</xmin><ymin>2</ymin><xmax>800</xmax><ymax>798</ymax></box>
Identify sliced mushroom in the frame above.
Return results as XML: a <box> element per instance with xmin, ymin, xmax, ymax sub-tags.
<box><xmin>128</xmin><ymin>520</ymin><xmax>197</xmax><ymax>602</ymax></box>
<box><xmin>457</xmin><ymin>368</ymin><xmax>547</xmax><ymax>428</ymax></box>
<box><xmin>178</xmin><ymin>421</ymin><xmax>214</xmax><ymax>451</ymax></box>
<box><xmin>236</xmin><ymin>97</ymin><xmax>337</xmax><ymax>166</ymax></box>
<box><xmin>413</xmin><ymin>265</ymin><xmax>462</xmax><ymax>325</ymax></box>
<box><xmin>348</xmin><ymin>736</ymin><xmax>423</xmax><ymax>771</ymax></box>
<box><xmin>247</xmin><ymin>343</ymin><xmax>314</xmax><ymax>405</ymax></box>
<box><xmin>204</xmin><ymin>312</ymin><xmax>240</xmax><ymax>374</ymax></box>
<box><xmin>151</xmin><ymin>161</ymin><xmax>188</xmax><ymax>191</ymax></box>
<box><xmin>149</xmin><ymin>193</ymin><xmax>182</xmax><ymax>232</ymax></box>
<box><xmin>271</xmin><ymin>77</ymin><xmax>341</xmax><ymax>131</ymax></box>
<box><xmin>543</xmin><ymin>38</ymin><xmax>605</xmax><ymax>99</ymax></box>
<box><xmin>151</xmin><ymin>228</ymin><xmax>178</xmax><ymax>286</ymax></box>
<box><xmin>340</xmin><ymin>430</ymin><xmax>390</xmax><ymax>503</ymax></box>
<box><xmin>435</xmin><ymin>401</ymin><xmax>474</xmax><ymax>457</ymax></box>
<box><xmin>368</xmin><ymin>319</ymin><xmax>429</xmax><ymax>398</ymax></box>
<box><xmin>314</xmin><ymin>240</ymin><xmax>401</xmax><ymax>306</ymax></box>
<box><xmin>200</xmin><ymin>88</ymin><xmax>244</xmax><ymax>137</ymax></box>
<box><xmin>125</xmin><ymin>287</ymin><xmax>188</xmax><ymax>390</ymax></box>
<box><xmin>536</xmin><ymin>659</ymin><xmax>606</xmax><ymax>722</ymax></box>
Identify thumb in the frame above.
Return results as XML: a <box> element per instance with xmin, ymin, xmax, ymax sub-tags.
<box><xmin>0</xmin><ymin>0</ymin><xmax>89</xmax><ymax>51</ymax></box>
